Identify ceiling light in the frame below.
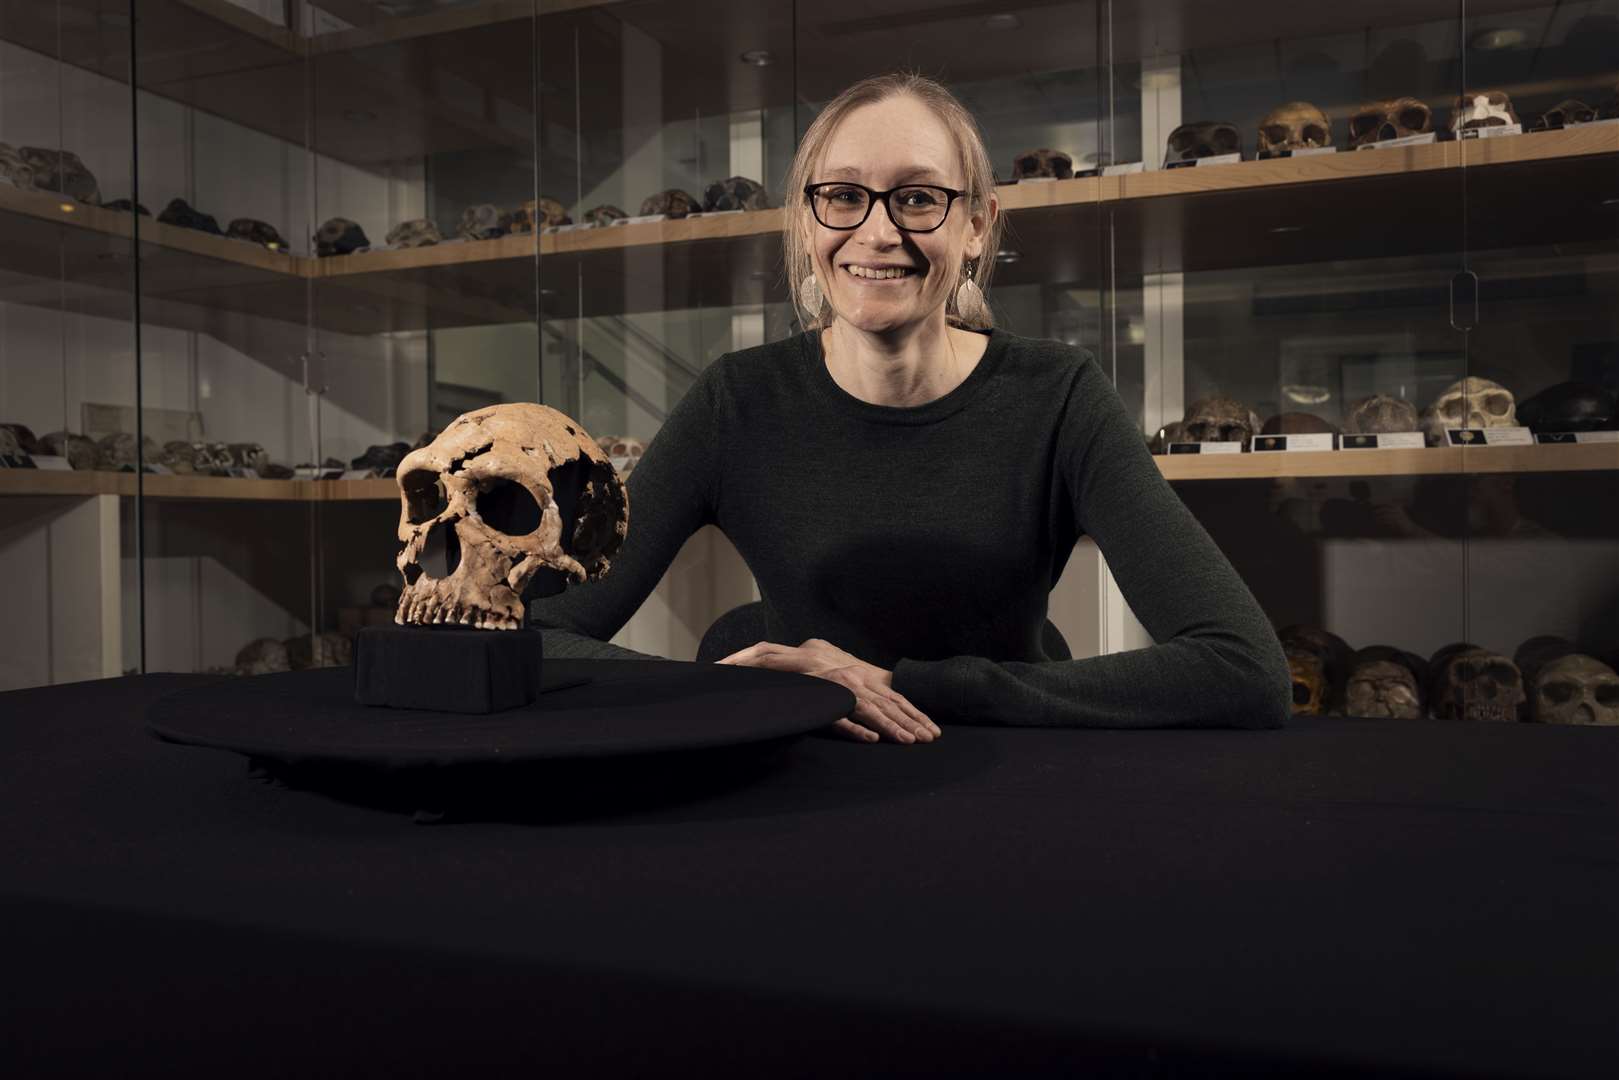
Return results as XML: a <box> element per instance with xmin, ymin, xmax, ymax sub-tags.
<box><xmin>1469</xmin><ymin>28</ymin><xmax>1527</xmax><ymax>51</ymax></box>
<box><xmin>740</xmin><ymin>50</ymin><xmax>773</xmax><ymax>67</ymax></box>
<box><xmin>984</xmin><ymin>14</ymin><xmax>1020</xmax><ymax>30</ymax></box>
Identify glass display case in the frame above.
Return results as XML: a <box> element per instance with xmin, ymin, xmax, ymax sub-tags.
<box><xmin>3</xmin><ymin>1</ymin><xmax>1615</xmax><ymax>725</ymax></box>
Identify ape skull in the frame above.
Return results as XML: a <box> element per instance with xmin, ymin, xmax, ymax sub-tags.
<box><xmin>1420</xmin><ymin>377</ymin><xmax>1517</xmax><ymax>445</ymax></box>
<box><xmin>703</xmin><ymin>176</ymin><xmax>771</xmax><ymax>211</ymax></box>
<box><xmin>596</xmin><ymin>434</ymin><xmax>645</xmax><ymax>477</ymax></box>
<box><xmin>640</xmin><ymin>189</ymin><xmax>702</xmax><ymax>218</ymax></box>
<box><xmin>510</xmin><ymin>197</ymin><xmax>570</xmax><ymax>233</ymax></box>
<box><xmin>1451</xmin><ymin>90</ymin><xmax>1518</xmax><ymax>132</ymax></box>
<box><xmin>1345</xmin><ymin>660</ymin><xmax>1423</xmax><ymax>719</ymax></box>
<box><xmin>1182</xmin><ymin>397</ymin><xmax>1262</xmax><ymax>446</ymax></box>
<box><xmin>314</xmin><ymin>217</ymin><xmax>369</xmax><ymax>256</ymax></box>
<box><xmin>386</xmin><ymin>218</ymin><xmax>443</xmax><ymax>248</ymax></box>
<box><xmin>1432</xmin><ymin>648</ymin><xmax>1525</xmax><ymax>723</ymax></box>
<box><xmin>1165</xmin><ymin>122</ymin><xmax>1242</xmax><ymax>164</ymax></box>
<box><xmin>394</xmin><ymin>404</ymin><xmax>628</xmax><ymax>630</ymax></box>
<box><xmin>1012</xmin><ymin>149</ymin><xmax>1074</xmax><ymax>179</ymax></box>
<box><xmin>458</xmin><ymin>204</ymin><xmax>512</xmax><ymax>241</ymax></box>
<box><xmin>1530</xmin><ymin>655</ymin><xmax>1619</xmax><ymax>726</ymax></box>
<box><xmin>1348</xmin><ymin>98</ymin><xmax>1432</xmax><ymax>147</ymax></box>
<box><xmin>1533</xmin><ymin>99</ymin><xmax>1595</xmax><ymax>130</ymax></box>
<box><xmin>1257</xmin><ymin>102</ymin><xmax>1332</xmax><ymax>154</ymax></box>
<box><xmin>1344</xmin><ymin>394</ymin><xmax>1420</xmax><ymax>434</ymax></box>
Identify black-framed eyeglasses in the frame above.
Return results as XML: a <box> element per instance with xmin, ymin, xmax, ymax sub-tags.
<box><xmin>803</xmin><ymin>182</ymin><xmax>967</xmax><ymax>233</ymax></box>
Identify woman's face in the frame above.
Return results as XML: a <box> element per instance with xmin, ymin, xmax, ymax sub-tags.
<box><xmin>810</xmin><ymin>95</ymin><xmax>988</xmax><ymax>336</ymax></box>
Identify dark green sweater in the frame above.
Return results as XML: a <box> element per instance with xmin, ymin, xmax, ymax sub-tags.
<box><xmin>531</xmin><ymin>328</ymin><xmax>1291</xmax><ymax>728</ymax></box>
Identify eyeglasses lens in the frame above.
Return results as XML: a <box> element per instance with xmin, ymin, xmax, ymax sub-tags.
<box><xmin>812</xmin><ymin>185</ymin><xmax>948</xmax><ymax>231</ymax></box>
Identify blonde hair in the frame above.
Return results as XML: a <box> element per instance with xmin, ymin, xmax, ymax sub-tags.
<box><xmin>782</xmin><ymin>72</ymin><xmax>1003</xmax><ymax>332</ymax></box>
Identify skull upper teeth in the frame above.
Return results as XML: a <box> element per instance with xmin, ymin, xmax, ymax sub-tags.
<box><xmin>846</xmin><ymin>265</ymin><xmax>913</xmax><ymax>279</ymax></box>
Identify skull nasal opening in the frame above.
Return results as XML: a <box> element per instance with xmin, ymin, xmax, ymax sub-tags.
<box><xmin>401</xmin><ymin>469</ymin><xmax>448</xmax><ymax>524</ymax></box>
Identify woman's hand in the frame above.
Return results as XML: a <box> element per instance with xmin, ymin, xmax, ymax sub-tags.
<box><xmin>715</xmin><ymin>638</ymin><xmax>941</xmax><ymax>745</ymax></box>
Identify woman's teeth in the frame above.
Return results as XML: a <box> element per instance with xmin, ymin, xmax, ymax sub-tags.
<box><xmin>845</xmin><ymin>265</ymin><xmax>914</xmax><ymax>279</ymax></box>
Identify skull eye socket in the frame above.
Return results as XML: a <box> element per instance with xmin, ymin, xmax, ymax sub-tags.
<box><xmin>1302</xmin><ymin>124</ymin><xmax>1327</xmax><ymax>145</ymax></box>
<box><xmin>1262</xmin><ymin>124</ymin><xmax>1292</xmax><ymax>145</ymax></box>
<box><xmin>1015</xmin><ymin>155</ymin><xmax>1039</xmax><ymax>173</ymax></box>
<box><xmin>1455</xmin><ymin>660</ymin><xmax>1480</xmax><ymax>681</ymax></box>
<box><xmin>1596</xmin><ymin>685</ymin><xmax>1619</xmax><ymax>706</ymax></box>
<box><xmin>1349</xmin><ymin>113</ymin><xmax>1381</xmax><ymax>138</ymax></box>
<box><xmin>1212</xmin><ymin>127</ymin><xmax>1239</xmax><ymax>151</ymax></box>
<box><xmin>1442</xmin><ymin>399</ymin><xmax>1466</xmax><ymax>421</ymax></box>
<box><xmin>1291</xmin><ymin>682</ymin><xmax>1314</xmax><ymax>705</ymax></box>
<box><xmin>1168</xmin><ymin>131</ymin><xmax>1196</xmax><ymax>153</ymax></box>
<box><xmin>1485</xmin><ymin>662</ymin><xmax>1518</xmax><ymax>684</ymax></box>
<box><xmin>1483</xmin><ymin>393</ymin><xmax>1512</xmax><ymax>416</ymax></box>
<box><xmin>401</xmin><ymin>469</ymin><xmax>447</xmax><ymax>524</ymax></box>
<box><xmin>1398</xmin><ymin>106</ymin><xmax>1429</xmax><ymax>130</ymax></box>
<box><xmin>1542</xmin><ymin>681</ymin><xmax>1577</xmax><ymax>705</ymax></box>
<box><xmin>1572</xmin><ymin>105</ymin><xmax>1595</xmax><ymax>122</ymax></box>
<box><xmin>1218</xmin><ymin>424</ymin><xmax>1244</xmax><ymax>441</ymax></box>
<box><xmin>475</xmin><ymin>477</ymin><xmax>544</xmax><ymax>536</ymax></box>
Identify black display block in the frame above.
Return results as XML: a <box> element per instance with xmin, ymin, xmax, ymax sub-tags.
<box><xmin>354</xmin><ymin>625</ymin><xmax>548</xmax><ymax>714</ymax></box>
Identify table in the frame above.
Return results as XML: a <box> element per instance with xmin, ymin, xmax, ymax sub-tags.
<box><xmin>2</xmin><ymin>672</ymin><xmax>1616</xmax><ymax>1078</ymax></box>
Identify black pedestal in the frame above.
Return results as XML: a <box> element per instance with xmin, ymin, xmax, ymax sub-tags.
<box><xmin>354</xmin><ymin>625</ymin><xmax>547</xmax><ymax>714</ymax></box>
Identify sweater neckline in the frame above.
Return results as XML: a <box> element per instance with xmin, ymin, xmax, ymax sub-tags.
<box><xmin>802</xmin><ymin>326</ymin><xmax>1008</xmax><ymax>426</ymax></box>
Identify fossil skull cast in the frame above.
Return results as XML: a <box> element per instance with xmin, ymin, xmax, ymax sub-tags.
<box><xmin>1532</xmin><ymin>99</ymin><xmax>1596</xmax><ymax>130</ymax></box>
<box><xmin>1344</xmin><ymin>394</ymin><xmax>1420</xmax><ymax>434</ymax></box>
<box><xmin>1530</xmin><ymin>654</ymin><xmax>1619</xmax><ymax>725</ymax></box>
<box><xmin>595</xmin><ymin>434</ymin><xmax>645</xmax><ymax>477</ymax></box>
<box><xmin>1348</xmin><ymin>98</ymin><xmax>1432</xmax><ymax>147</ymax></box>
<box><xmin>1451</xmin><ymin>90</ymin><xmax>1518</xmax><ymax>132</ymax></box>
<box><xmin>1345</xmin><ymin>659</ymin><xmax>1423</xmax><ymax>719</ymax></box>
<box><xmin>1257</xmin><ymin>102</ymin><xmax>1332</xmax><ymax>154</ymax></box>
<box><xmin>394</xmin><ymin>404</ymin><xmax>628</xmax><ymax>630</ymax></box>
<box><xmin>1420</xmin><ymin>377</ymin><xmax>1517</xmax><ymax>446</ymax></box>
<box><xmin>1165</xmin><ymin>122</ymin><xmax>1242</xmax><ymax>164</ymax></box>
<box><xmin>1182</xmin><ymin>397</ymin><xmax>1262</xmax><ymax>447</ymax></box>
<box><xmin>1429</xmin><ymin>646</ymin><xmax>1525</xmax><ymax>723</ymax></box>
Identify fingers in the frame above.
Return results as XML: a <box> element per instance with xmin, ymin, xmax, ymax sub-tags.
<box><xmin>887</xmin><ymin>692</ymin><xmax>942</xmax><ymax>739</ymax></box>
<box><xmin>851</xmin><ymin>695</ymin><xmax>938</xmax><ymax>744</ymax></box>
<box><xmin>831</xmin><ymin>718</ymin><xmax>880</xmax><ymax>743</ymax></box>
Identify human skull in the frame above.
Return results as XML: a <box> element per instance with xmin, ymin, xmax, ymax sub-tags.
<box><xmin>1165</xmin><ymin>122</ymin><xmax>1242</xmax><ymax>164</ymax></box>
<box><xmin>385</xmin><ymin>218</ymin><xmax>443</xmax><ymax>248</ymax></box>
<box><xmin>1012</xmin><ymin>149</ymin><xmax>1074</xmax><ymax>179</ymax></box>
<box><xmin>1451</xmin><ymin>90</ymin><xmax>1518</xmax><ymax>132</ymax></box>
<box><xmin>509</xmin><ymin>197</ymin><xmax>570</xmax><ymax>233</ymax></box>
<box><xmin>1530</xmin><ymin>655</ymin><xmax>1619</xmax><ymax>726</ymax></box>
<box><xmin>1532</xmin><ymin>99</ymin><xmax>1596</xmax><ymax>130</ymax></box>
<box><xmin>41</xmin><ymin>431</ymin><xmax>97</xmax><ymax>469</ymax></box>
<box><xmin>1287</xmin><ymin>648</ymin><xmax>1328</xmax><ymax>715</ymax></box>
<box><xmin>704</xmin><ymin>176</ymin><xmax>771</xmax><ymax>212</ymax></box>
<box><xmin>394</xmin><ymin>404</ymin><xmax>628</xmax><ymax>630</ymax></box>
<box><xmin>1430</xmin><ymin>647</ymin><xmax>1525</xmax><ymax>723</ymax></box>
<box><xmin>458</xmin><ymin>204</ymin><xmax>512</xmax><ymax>241</ymax></box>
<box><xmin>314</xmin><ymin>217</ymin><xmax>369</xmax><ymax>256</ymax></box>
<box><xmin>595</xmin><ymin>434</ymin><xmax>645</xmax><ymax>477</ymax></box>
<box><xmin>1348</xmin><ymin>98</ymin><xmax>1433</xmax><ymax>147</ymax></box>
<box><xmin>18</xmin><ymin>146</ymin><xmax>100</xmax><ymax>203</ymax></box>
<box><xmin>227</xmin><ymin>218</ymin><xmax>286</xmax><ymax>250</ymax></box>
<box><xmin>584</xmin><ymin>205</ymin><xmax>628</xmax><ymax>227</ymax></box>
<box><xmin>1344</xmin><ymin>659</ymin><xmax>1423</xmax><ymax>719</ymax></box>
<box><xmin>1257</xmin><ymin>102</ymin><xmax>1332</xmax><ymax>154</ymax></box>
<box><xmin>1182</xmin><ymin>397</ymin><xmax>1262</xmax><ymax>446</ymax></box>
<box><xmin>1344</xmin><ymin>394</ymin><xmax>1420</xmax><ymax>434</ymax></box>
<box><xmin>639</xmin><ymin>189</ymin><xmax>701</xmax><ymax>218</ymax></box>
<box><xmin>1420</xmin><ymin>377</ymin><xmax>1517</xmax><ymax>446</ymax></box>
<box><xmin>235</xmin><ymin>638</ymin><xmax>290</xmax><ymax>676</ymax></box>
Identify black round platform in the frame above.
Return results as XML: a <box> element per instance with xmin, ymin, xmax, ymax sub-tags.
<box><xmin>147</xmin><ymin>660</ymin><xmax>857</xmax><ymax>768</ymax></box>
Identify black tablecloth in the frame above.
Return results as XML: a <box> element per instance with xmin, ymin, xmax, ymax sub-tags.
<box><xmin>2</xmin><ymin>673</ymin><xmax>1616</xmax><ymax>1079</ymax></box>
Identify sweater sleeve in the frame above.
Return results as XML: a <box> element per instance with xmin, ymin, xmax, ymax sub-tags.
<box><xmin>525</xmin><ymin>363</ymin><xmax>724</xmax><ymax>661</ymax></box>
<box><xmin>892</xmin><ymin>359</ymin><xmax>1292</xmax><ymax>729</ymax></box>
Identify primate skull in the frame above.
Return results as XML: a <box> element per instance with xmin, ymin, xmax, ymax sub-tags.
<box><xmin>595</xmin><ymin>434</ymin><xmax>645</xmax><ymax>477</ymax></box>
<box><xmin>1533</xmin><ymin>99</ymin><xmax>1595</xmax><ymax>130</ymax></box>
<box><xmin>386</xmin><ymin>218</ymin><xmax>443</xmax><ymax>248</ymax></box>
<box><xmin>640</xmin><ymin>189</ymin><xmax>702</xmax><ymax>218</ymax></box>
<box><xmin>1420</xmin><ymin>377</ymin><xmax>1517</xmax><ymax>445</ymax></box>
<box><xmin>1257</xmin><ymin>102</ymin><xmax>1332</xmax><ymax>154</ymax></box>
<box><xmin>1345</xmin><ymin>660</ymin><xmax>1423</xmax><ymax>719</ymax></box>
<box><xmin>703</xmin><ymin>176</ymin><xmax>771</xmax><ymax>211</ymax></box>
<box><xmin>1451</xmin><ymin>90</ymin><xmax>1518</xmax><ymax>132</ymax></box>
<box><xmin>1348</xmin><ymin>98</ymin><xmax>1433</xmax><ymax>147</ymax></box>
<box><xmin>1344</xmin><ymin>394</ymin><xmax>1420</xmax><ymax>434</ymax></box>
<box><xmin>314</xmin><ymin>217</ymin><xmax>369</xmax><ymax>256</ymax></box>
<box><xmin>1182</xmin><ymin>397</ymin><xmax>1262</xmax><ymax>446</ymax></box>
<box><xmin>458</xmin><ymin>204</ymin><xmax>512</xmax><ymax>240</ymax></box>
<box><xmin>1530</xmin><ymin>655</ymin><xmax>1619</xmax><ymax>726</ymax></box>
<box><xmin>510</xmin><ymin>197</ymin><xmax>570</xmax><ymax>233</ymax></box>
<box><xmin>394</xmin><ymin>404</ymin><xmax>628</xmax><ymax>630</ymax></box>
<box><xmin>1012</xmin><ymin>149</ymin><xmax>1074</xmax><ymax>179</ymax></box>
<box><xmin>1287</xmin><ymin>648</ymin><xmax>1328</xmax><ymax>715</ymax></box>
<box><xmin>1165</xmin><ymin>122</ymin><xmax>1242</xmax><ymax>164</ymax></box>
<box><xmin>1431</xmin><ymin>648</ymin><xmax>1525</xmax><ymax>723</ymax></box>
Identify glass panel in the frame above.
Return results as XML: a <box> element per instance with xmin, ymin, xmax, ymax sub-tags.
<box><xmin>0</xmin><ymin>2</ymin><xmax>139</xmax><ymax>688</ymax></box>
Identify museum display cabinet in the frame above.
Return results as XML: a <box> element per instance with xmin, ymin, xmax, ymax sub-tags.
<box><xmin>2</xmin><ymin>1</ymin><xmax>1615</xmax><ymax>724</ymax></box>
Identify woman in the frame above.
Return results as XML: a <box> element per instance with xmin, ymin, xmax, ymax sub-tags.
<box><xmin>531</xmin><ymin>73</ymin><xmax>1291</xmax><ymax>742</ymax></box>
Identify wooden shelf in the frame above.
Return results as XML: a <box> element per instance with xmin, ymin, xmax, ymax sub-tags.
<box><xmin>1156</xmin><ymin>442</ymin><xmax>1618</xmax><ymax>481</ymax></box>
<box><xmin>0</xmin><ymin>471</ymin><xmax>400</xmax><ymax>501</ymax></box>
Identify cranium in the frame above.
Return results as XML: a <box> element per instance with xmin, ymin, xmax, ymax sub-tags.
<box><xmin>0</xmin><ymin>423</ymin><xmax>41</xmax><ymax>455</ymax></box>
<box><xmin>314</xmin><ymin>217</ymin><xmax>369</xmax><ymax>256</ymax></box>
<box><xmin>639</xmin><ymin>189</ymin><xmax>701</xmax><ymax>218</ymax></box>
<box><xmin>96</xmin><ymin>432</ymin><xmax>160</xmax><ymax>471</ymax></box>
<box><xmin>1012</xmin><ymin>149</ymin><xmax>1073</xmax><ymax>179</ymax></box>
<box><xmin>159</xmin><ymin>198</ymin><xmax>222</xmax><ymax>235</ymax></box>
<box><xmin>457</xmin><ymin>204</ymin><xmax>512</xmax><ymax>241</ymax></box>
<box><xmin>1149</xmin><ymin>419</ymin><xmax>1187</xmax><ymax>454</ymax></box>
<box><xmin>1451</xmin><ymin>90</ymin><xmax>1518</xmax><ymax>132</ymax></box>
<box><xmin>595</xmin><ymin>434</ymin><xmax>645</xmax><ymax>477</ymax></box>
<box><xmin>226</xmin><ymin>218</ymin><xmax>286</xmax><ymax>250</ymax></box>
<box><xmin>394</xmin><ymin>404</ymin><xmax>628</xmax><ymax>630</ymax></box>
<box><xmin>1286</xmin><ymin>648</ymin><xmax>1328</xmax><ymax>715</ymax></box>
<box><xmin>18</xmin><ymin>145</ymin><xmax>99</xmax><ymax>203</ymax></box>
<box><xmin>352</xmin><ymin>441</ymin><xmax>411</xmax><ymax>478</ymax></box>
<box><xmin>1165</xmin><ymin>122</ymin><xmax>1241</xmax><ymax>164</ymax></box>
<box><xmin>1257</xmin><ymin>102</ymin><xmax>1332</xmax><ymax>154</ymax></box>
<box><xmin>235</xmin><ymin>638</ymin><xmax>290</xmax><ymax>676</ymax></box>
<box><xmin>583</xmin><ymin>205</ymin><xmax>628</xmax><ymax>227</ymax></box>
<box><xmin>1429</xmin><ymin>645</ymin><xmax>1525</xmax><ymax>723</ymax></box>
<box><xmin>703</xmin><ymin>176</ymin><xmax>771</xmax><ymax>211</ymax></box>
<box><xmin>1182</xmin><ymin>397</ymin><xmax>1262</xmax><ymax>446</ymax></box>
<box><xmin>385</xmin><ymin>218</ymin><xmax>443</xmax><ymax>248</ymax></box>
<box><xmin>1420</xmin><ymin>377</ymin><xmax>1517</xmax><ymax>446</ymax></box>
<box><xmin>227</xmin><ymin>443</ymin><xmax>268</xmax><ymax>474</ymax></box>
<box><xmin>159</xmin><ymin>440</ymin><xmax>198</xmax><ymax>474</ymax></box>
<box><xmin>1532</xmin><ymin>99</ymin><xmax>1595</xmax><ymax>130</ymax></box>
<box><xmin>0</xmin><ymin>427</ymin><xmax>19</xmax><ymax>459</ymax></box>
<box><xmin>1344</xmin><ymin>394</ymin><xmax>1420</xmax><ymax>434</ymax></box>
<box><xmin>1280</xmin><ymin>625</ymin><xmax>1352</xmax><ymax>708</ymax></box>
<box><xmin>1344</xmin><ymin>659</ymin><xmax>1423</xmax><ymax>719</ymax></box>
<box><xmin>41</xmin><ymin>431</ymin><xmax>97</xmax><ymax>469</ymax></box>
<box><xmin>0</xmin><ymin>142</ymin><xmax>35</xmax><ymax>189</ymax></box>
<box><xmin>1530</xmin><ymin>655</ymin><xmax>1619</xmax><ymax>726</ymax></box>
<box><xmin>1348</xmin><ymin>98</ymin><xmax>1432</xmax><ymax>147</ymax></box>
<box><xmin>510</xmin><ymin>197</ymin><xmax>570</xmax><ymax>233</ymax></box>
<box><xmin>1517</xmin><ymin>381</ymin><xmax>1617</xmax><ymax>434</ymax></box>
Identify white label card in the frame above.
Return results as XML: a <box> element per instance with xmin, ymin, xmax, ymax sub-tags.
<box><xmin>623</xmin><ymin>214</ymin><xmax>667</xmax><ymax>226</ymax></box>
<box><xmin>340</xmin><ymin>469</ymin><xmax>374</xmax><ymax>480</ymax></box>
<box><xmin>29</xmin><ymin>455</ymin><xmax>74</xmax><ymax>471</ymax></box>
<box><xmin>1445</xmin><ymin>427</ymin><xmax>1533</xmax><ymax>446</ymax></box>
<box><xmin>1340</xmin><ymin>432</ymin><xmax>1425</xmax><ymax>450</ymax></box>
<box><xmin>1102</xmin><ymin>161</ymin><xmax>1144</xmax><ymax>176</ymax></box>
<box><xmin>1458</xmin><ymin>124</ymin><xmax>1523</xmax><ymax>140</ymax></box>
<box><xmin>1259</xmin><ymin>146</ymin><xmax>1338</xmax><ymax>160</ymax></box>
<box><xmin>1252</xmin><ymin>433</ymin><xmax>1335</xmax><ymax>452</ymax></box>
<box><xmin>1359</xmin><ymin>132</ymin><xmax>1437</xmax><ymax>150</ymax></box>
<box><xmin>1535</xmin><ymin>431</ymin><xmax>1619</xmax><ymax>444</ymax></box>
<box><xmin>1166</xmin><ymin>153</ymin><xmax>1242</xmax><ymax>169</ymax></box>
<box><xmin>1166</xmin><ymin>441</ymin><xmax>1242</xmax><ymax>454</ymax></box>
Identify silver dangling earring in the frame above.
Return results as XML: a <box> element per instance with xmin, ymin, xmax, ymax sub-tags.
<box><xmin>798</xmin><ymin>273</ymin><xmax>825</xmax><ymax>323</ymax></box>
<box><xmin>955</xmin><ymin>260</ymin><xmax>990</xmax><ymax>327</ymax></box>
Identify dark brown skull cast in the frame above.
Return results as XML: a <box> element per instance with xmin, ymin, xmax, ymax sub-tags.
<box><xmin>394</xmin><ymin>404</ymin><xmax>628</xmax><ymax>630</ymax></box>
<box><xmin>1348</xmin><ymin>98</ymin><xmax>1432</xmax><ymax>147</ymax></box>
<box><xmin>1431</xmin><ymin>648</ymin><xmax>1525</xmax><ymax>723</ymax></box>
<box><xmin>1165</xmin><ymin>122</ymin><xmax>1241</xmax><ymax>164</ymax></box>
<box><xmin>1182</xmin><ymin>397</ymin><xmax>1262</xmax><ymax>446</ymax></box>
<box><xmin>1257</xmin><ymin>102</ymin><xmax>1332</xmax><ymax>154</ymax></box>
